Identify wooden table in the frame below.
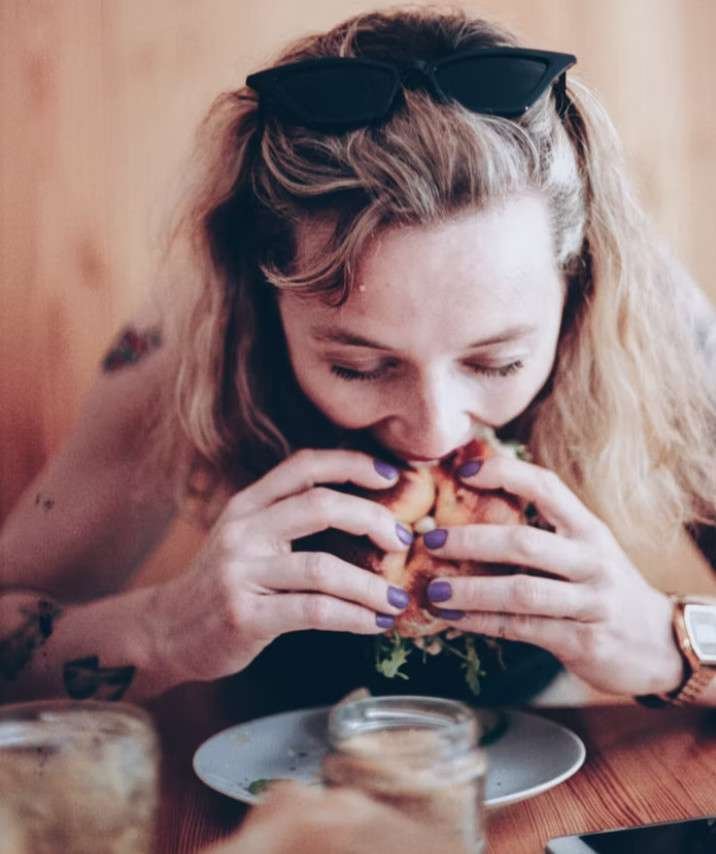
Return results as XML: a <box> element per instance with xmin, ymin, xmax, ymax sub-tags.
<box><xmin>148</xmin><ymin>682</ymin><xmax>716</xmax><ymax>854</ymax></box>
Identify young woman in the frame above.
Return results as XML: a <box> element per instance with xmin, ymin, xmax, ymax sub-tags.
<box><xmin>1</xmin><ymin>8</ymin><xmax>715</xmax><ymax>710</ymax></box>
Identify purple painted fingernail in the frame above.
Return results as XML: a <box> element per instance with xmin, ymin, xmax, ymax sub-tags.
<box><xmin>374</xmin><ymin>459</ymin><xmax>399</xmax><ymax>480</ymax></box>
<box><xmin>388</xmin><ymin>586</ymin><xmax>410</xmax><ymax>609</ymax></box>
<box><xmin>396</xmin><ymin>522</ymin><xmax>414</xmax><ymax>546</ymax></box>
<box><xmin>456</xmin><ymin>459</ymin><xmax>483</xmax><ymax>478</ymax></box>
<box><xmin>435</xmin><ymin>608</ymin><xmax>465</xmax><ymax>621</ymax></box>
<box><xmin>423</xmin><ymin>528</ymin><xmax>448</xmax><ymax>549</ymax></box>
<box><xmin>376</xmin><ymin>613</ymin><xmax>396</xmax><ymax>629</ymax></box>
<box><xmin>427</xmin><ymin>580</ymin><xmax>452</xmax><ymax>603</ymax></box>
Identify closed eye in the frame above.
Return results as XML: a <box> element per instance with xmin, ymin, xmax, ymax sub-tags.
<box><xmin>330</xmin><ymin>360</ymin><xmax>525</xmax><ymax>382</ymax></box>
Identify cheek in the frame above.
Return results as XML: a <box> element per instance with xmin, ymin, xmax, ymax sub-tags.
<box><xmin>287</xmin><ymin>341</ymin><xmax>558</xmax><ymax>430</ymax></box>
<box><xmin>292</xmin><ymin>362</ymin><xmax>385</xmax><ymax>429</ymax></box>
<box><xmin>511</xmin><ymin>358</ymin><xmax>557</xmax><ymax>418</ymax></box>
<box><xmin>482</xmin><ymin>354</ymin><xmax>557</xmax><ymax>426</ymax></box>
<box><xmin>298</xmin><ymin>371</ymin><xmax>542</xmax><ymax>432</ymax></box>
<box><xmin>487</xmin><ymin>383</ymin><xmax>538</xmax><ymax>425</ymax></box>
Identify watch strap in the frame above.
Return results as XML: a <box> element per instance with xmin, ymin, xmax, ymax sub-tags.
<box><xmin>666</xmin><ymin>665</ymin><xmax>716</xmax><ymax>706</ymax></box>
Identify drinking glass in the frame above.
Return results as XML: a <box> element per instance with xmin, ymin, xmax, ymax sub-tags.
<box><xmin>322</xmin><ymin>695</ymin><xmax>487</xmax><ymax>854</ymax></box>
<box><xmin>0</xmin><ymin>699</ymin><xmax>160</xmax><ymax>854</ymax></box>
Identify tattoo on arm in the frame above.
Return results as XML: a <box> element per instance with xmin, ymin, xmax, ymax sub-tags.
<box><xmin>35</xmin><ymin>492</ymin><xmax>55</xmax><ymax>512</ymax></box>
<box><xmin>101</xmin><ymin>325</ymin><xmax>162</xmax><ymax>373</ymax></box>
<box><xmin>0</xmin><ymin>599</ymin><xmax>63</xmax><ymax>681</ymax></box>
<box><xmin>63</xmin><ymin>656</ymin><xmax>136</xmax><ymax>701</ymax></box>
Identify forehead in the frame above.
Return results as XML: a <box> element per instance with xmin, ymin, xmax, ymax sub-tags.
<box><xmin>289</xmin><ymin>192</ymin><xmax>562</xmax><ymax>349</ymax></box>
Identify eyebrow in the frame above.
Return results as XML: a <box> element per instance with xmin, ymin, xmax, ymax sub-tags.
<box><xmin>310</xmin><ymin>323</ymin><xmax>538</xmax><ymax>350</ymax></box>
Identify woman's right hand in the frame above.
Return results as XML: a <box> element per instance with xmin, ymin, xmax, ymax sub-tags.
<box><xmin>148</xmin><ymin>450</ymin><xmax>413</xmax><ymax>684</ymax></box>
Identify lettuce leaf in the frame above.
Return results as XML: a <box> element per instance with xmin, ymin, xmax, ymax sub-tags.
<box><xmin>374</xmin><ymin>631</ymin><xmax>412</xmax><ymax>680</ymax></box>
<box><xmin>374</xmin><ymin>631</ymin><xmax>495</xmax><ymax>697</ymax></box>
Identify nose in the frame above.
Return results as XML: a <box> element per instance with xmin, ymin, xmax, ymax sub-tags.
<box><xmin>385</xmin><ymin>370</ymin><xmax>474</xmax><ymax>460</ymax></box>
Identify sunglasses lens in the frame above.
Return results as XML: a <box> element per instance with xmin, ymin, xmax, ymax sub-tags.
<box><xmin>435</xmin><ymin>56</ymin><xmax>551</xmax><ymax>116</ymax></box>
<box><xmin>273</xmin><ymin>64</ymin><xmax>396</xmax><ymax>126</ymax></box>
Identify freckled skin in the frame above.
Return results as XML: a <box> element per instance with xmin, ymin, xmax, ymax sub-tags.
<box><xmin>278</xmin><ymin>192</ymin><xmax>566</xmax><ymax>462</ymax></box>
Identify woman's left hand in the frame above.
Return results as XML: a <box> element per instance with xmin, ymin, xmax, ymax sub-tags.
<box><xmin>423</xmin><ymin>455</ymin><xmax>684</xmax><ymax>697</ymax></box>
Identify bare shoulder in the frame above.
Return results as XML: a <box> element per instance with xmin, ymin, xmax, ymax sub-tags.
<box><xmin>0</xmin><ymin>298</ymin><xmax>186</xmax><ymax>600</ymax></box>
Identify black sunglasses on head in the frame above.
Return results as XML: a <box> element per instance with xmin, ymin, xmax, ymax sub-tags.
<box><xmin>246</xmin><ymin>47</ymin><xmax>577</xmax><ymax>131</ymax></box>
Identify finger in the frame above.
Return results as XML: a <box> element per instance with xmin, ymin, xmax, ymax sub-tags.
<box><xmin>422</xmin><ymin>524</ymin><xmax>595</xmax><ymax>581</ymax></box>
<box><xmin>438</xmin><ymin>610</ymin><xmax>576</xmax><ymax>661</ymax></box>
<box><xmin>456</xmin><ymin>455</ymin><xmax>604</xmax><ymax>540</ymax></box>
<box><xmin>427</xmin><ymin>573</ymin><xmax>600</xmax><ymax>621</ymax></box>
<box><xmin>226</xmin><ymin>449</ymin><xmax>401</xmax><ymax>519</ymax></box>
<box><xmin>246</xmin><ymin>552</ymin><xmax>411</xmax><ymax>616</ymax></box>
<box><xmin>253</xmin><ymin>487</ymin><xmax>413</xmax><ymax>553</ymax></box>
<box><xmin>250</xmin><ymin>591</ymin><xmax>396</xmax><ymax>636</ymax></box>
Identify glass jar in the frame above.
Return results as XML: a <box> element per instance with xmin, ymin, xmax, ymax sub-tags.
<box><xmin>0</xmin><ymin>699</ymin><xmax>160</xmax><ymax>854</ymax></box>
<box><xmin>322</xmin><ymin>695</ymin><xmax>487</xmax><ymax>854</ymax></box>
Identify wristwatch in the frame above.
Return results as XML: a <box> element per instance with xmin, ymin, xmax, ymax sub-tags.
<box><xmin>636</xmin><ymin>594</ymin><xmax>716</xmax><ymax>707</ymax></box>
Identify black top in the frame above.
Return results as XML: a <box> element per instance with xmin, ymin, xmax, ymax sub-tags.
<box><xmin>224</xmin><ymin>629</ymin><xmax>563</xmax><ymax>718</ymax></box>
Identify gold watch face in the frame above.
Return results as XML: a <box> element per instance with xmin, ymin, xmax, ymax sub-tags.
<box><xmin>684</xmin><ymin>604</ymin><xmax>716</xmax><ymax>665</ymax></box>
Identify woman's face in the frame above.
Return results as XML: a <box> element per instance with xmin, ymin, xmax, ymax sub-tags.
<box><xmin>278</xmin><ymin>192</ymin><xmax>566</xmax><ymax>463</ymax></box>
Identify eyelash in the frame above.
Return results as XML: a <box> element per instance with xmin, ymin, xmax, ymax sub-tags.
<box><xmin>330</xmin><ymin>360</ymin><xmax>525</xmax><ymax>382</ymax></box>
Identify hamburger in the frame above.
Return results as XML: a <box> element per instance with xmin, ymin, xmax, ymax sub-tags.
<box><xmin>293</xmin><ymin>427</ymin><xmax>538</xmax><ymax>695</ymax></box>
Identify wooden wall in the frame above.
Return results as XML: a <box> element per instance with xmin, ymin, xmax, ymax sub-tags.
<box><xmin>2</xmin><ymin>0</ymin><xmax>715</xmax><ymax>530</ymax></box>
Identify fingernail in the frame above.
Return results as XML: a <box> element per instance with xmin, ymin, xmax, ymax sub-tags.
<box><xmin>456</xmin><ymin>459</ymin><xmax>483</xmax><ymax>478</ymax></box>
<box><xmin>374</xmin><ymin>459</ymin><xmax>399</xmax><ymax>480</ymax></box>
<box><xmin>376</xmin><ymin>613</ymin><xmax>396</xmax><ymax>629</ymax></box>
<box><xmin>435</xmin><ymin>608</ymin><xmax>465</xmax><ymax>621</ymax></box>
<box><xmin>423</xmin><ymin>528</ymin><xmax>448</xmax><ymax>549</ymax></box>
<box><xmin>396</xmin><ymin>522</ymin><xmax>414</xmax><ymax>546</ymax></box>
<box><xmin>387</xmin><ymin>586</ymin><xmax>410</xmax><ymax>609</ymax></box>
<box><xmin>427</xmin><ymin>580</ymin><xmax>452</xmax><ymax>603</ymax></box>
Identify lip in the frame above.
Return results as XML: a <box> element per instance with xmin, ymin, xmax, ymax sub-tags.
<box><xmin>392</xmin><ymin>450</ymin><xmax>457</xmax><ymax>465</ymax></box>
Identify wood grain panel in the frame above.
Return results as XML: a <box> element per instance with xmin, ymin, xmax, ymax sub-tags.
<box><xmin>2</xmin><ymin>2</ymin><xmax>714</xmax><ymax>580</ymax></box>
<box><xmin>485</xmin><ymin>706</ymin><xmax>716</xmax><ymax>853</ymax></box>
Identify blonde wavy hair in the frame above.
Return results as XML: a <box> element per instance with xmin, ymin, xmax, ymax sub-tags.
<box><xmin>147</xmin><ymin>6</ymin><xmax>716</xmax><ymax>553</ymax></box>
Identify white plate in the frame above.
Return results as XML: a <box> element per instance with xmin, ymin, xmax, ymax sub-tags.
<box><xmin>193</xmin><ymin>706</ymin><xmax>585</xmax><ymax>809</ymax></box>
